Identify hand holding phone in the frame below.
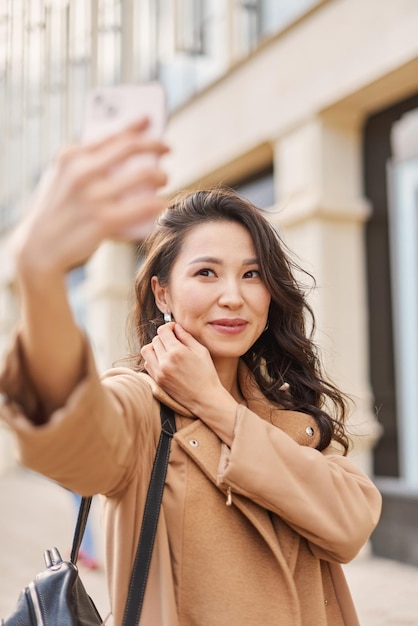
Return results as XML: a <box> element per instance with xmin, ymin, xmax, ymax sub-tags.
<box><xmin>82</xmin><ymin>82</ymin><xmax>167</xmax><ymax>240</ymax></box>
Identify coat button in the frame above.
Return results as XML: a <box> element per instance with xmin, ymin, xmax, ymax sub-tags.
<box><xmin>189</xmin><ymin>439</ymin><xmax>199</xmax><ymax>447</ymax></box>
<box><xmin>306</xmin><ymin>426</ymin><xmax>315</xmax><ymax>436</ymax></box>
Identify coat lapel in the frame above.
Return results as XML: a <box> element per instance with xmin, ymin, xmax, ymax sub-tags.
<box><xmin>174</xmin><ymin>418</ymin><xmax>300</xmax><ymax>589</ymax></box>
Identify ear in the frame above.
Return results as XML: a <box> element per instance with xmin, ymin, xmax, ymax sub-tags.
<box><xmin>151</xmin><ymin>276</ymin><xmax>170</xmax><ymax>315</ymax></box>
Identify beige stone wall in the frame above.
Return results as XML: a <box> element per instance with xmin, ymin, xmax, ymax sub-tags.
<box><xmin>164</xmin><ymin>0</ymin><xmax>418</xmax><ymax>191</ymax></box>
<box><xmin>272</xmin><ymin>116</ymin><xmax>381</xmax><ymax>473</ymax></box>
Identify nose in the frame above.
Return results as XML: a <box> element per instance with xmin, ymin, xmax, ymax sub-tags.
<box><xmin>218</xmin><ymin>278</ymin><xmax>244</xmax><ymax>309</ymax></box>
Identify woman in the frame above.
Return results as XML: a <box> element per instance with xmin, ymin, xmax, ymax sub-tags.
<box><xmin>0</xmin><ymin>122</ymin><xmax>381</xmax><ymax>625</ymax></box>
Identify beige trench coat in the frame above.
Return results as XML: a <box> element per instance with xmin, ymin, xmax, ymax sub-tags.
<box><xmin>0</xmin><ymin>335</ymin><xmax>382</xmax><ymax>626</ymax></box>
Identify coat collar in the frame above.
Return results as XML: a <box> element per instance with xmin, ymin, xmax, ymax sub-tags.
<box><xmin>139</xmin><ymin>359</ymin><xmax>283</xmax><ymax>419</ymax></box>
<box><xmin>140</xmin><ymin>361</ymin><xmax>321</xmax><ymax>448</ymax></box>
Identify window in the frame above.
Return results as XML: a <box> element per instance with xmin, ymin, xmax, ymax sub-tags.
<box><xmin>364</xmin><ymin>93</ymin><xmax>418</xmax><ymax>481</ymax></box>
<box><xmin>259</xmin><ymin>0</ymin><xmax>320</xmax><ymax>37</ymax></box>
<box><xmin>157</xmin><ymin>0</ymin><xmax>228</xmax><ymax>111</ymax></box>
<box><xmin>0</xmin><ymin>1</ymin><xmax>26</xmax><ymax>232</ymax></box>
<box><xmin>176</xmin><ymin>0</ymin><xmax>206</xmax><ymax>56</ymax></box>
<box><xmin>387</xmin><ymin>110</ymin><xmax>418</xmax><ymax>486</ymax></box>
<box><xmin>68</xmin><ymin>0</ymin><xmax>92</xmax><ymax>138</ymax></box>
<box><xmin>239</xmin><ymin>0</ymin><xmax>321</xmax><ymax>53</ymax></box>
<box><xmin>67</xmin><ymin>266</ymin><xmax>87</xmax><ymax>328</ymax></box>
<box><xmin>235</xmin><ymin>166</ymin><xmax>275</xmax><ymax>210</ymax></box>
<box><xmin>97</xmin><ymin>0</ymin><xmax>121</xmax><ymax>86</ymax></box>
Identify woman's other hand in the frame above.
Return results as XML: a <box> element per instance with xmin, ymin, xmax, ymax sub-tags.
<box><xmin>141</xmin><ymin>323</ymin><xmax>238</xmax><ymax>445</ymax></box>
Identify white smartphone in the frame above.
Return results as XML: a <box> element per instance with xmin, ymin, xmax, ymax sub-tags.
<box><xmin>81</xmin><ymin>82</ymin><xmax>167</xmax><ymax>240</ymax></box>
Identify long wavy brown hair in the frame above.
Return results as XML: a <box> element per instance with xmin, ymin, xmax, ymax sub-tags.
<box><xmin>128</xmin><ymin>187</ymin><xmax>349</xmax><ymax>453</ymax></box>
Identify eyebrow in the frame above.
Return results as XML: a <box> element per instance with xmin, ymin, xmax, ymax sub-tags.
<box><xmin>188</xmin><ymin>256</ymin><xmax>259</xmax><ymax>266</ymax></box>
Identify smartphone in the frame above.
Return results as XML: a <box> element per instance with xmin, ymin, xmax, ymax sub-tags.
<box><xmin>81</xmin><ymin>82</ymin><xmax>166</xmax><ymax>240</ymax></box>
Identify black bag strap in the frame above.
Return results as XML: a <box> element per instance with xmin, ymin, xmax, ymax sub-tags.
<box><xmin>70</xmin><ymin>494</ymin><xmax>93</xmax><ymax>565</ymax></box>
<box><xmin>69</xmin><ymin>403</ymin><xmax>176</xmax><ymax>624</ymax></box>
<box><xmin>122</xmin><ymin>403</ymin><xmax>176</xmax><ymax>626</ymax></box>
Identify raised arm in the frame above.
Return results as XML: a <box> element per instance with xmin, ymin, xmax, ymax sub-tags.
<box><xmin>12</xmin><ymin>120</ymin><xmax>168</xmax><ymax>417</ymax></box>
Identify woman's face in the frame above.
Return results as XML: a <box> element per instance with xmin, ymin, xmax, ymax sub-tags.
<box><xmin>154</xmin><ymin>220</ymin><xmax>271</xmax><ymax>364</ymax></box>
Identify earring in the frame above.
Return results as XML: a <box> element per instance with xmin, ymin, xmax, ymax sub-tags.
<box><xmin>163</xmin><ymin>312</ymin><xmax>172</xmax><ymax>323</ymax></box>
<box><xmin>264</xmin><ymin>321</ymin><xmax>269</xmax><ymax>332</ymax></box>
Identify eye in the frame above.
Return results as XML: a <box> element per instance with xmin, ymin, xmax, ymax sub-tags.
<box><xmin>196</xmin><ymin>268</ymin><xmax>216</xmax><ymax>277</ymax></box>
<box><xmin>243</xmin><ymin>269</ymin><xmax>261</xmax><ymax>279</ymax></box>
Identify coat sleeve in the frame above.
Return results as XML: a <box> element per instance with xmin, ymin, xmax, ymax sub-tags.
<box><xmin>0</xmin><ymin>332</ymin><xmax>160</xmax><ymax>497</ymax></box>
<box><xmin>217</xmin><ymin>405</ymin><xmax>382</xmax><ymax>564</ymax></box>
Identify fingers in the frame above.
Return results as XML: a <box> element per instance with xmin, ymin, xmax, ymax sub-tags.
<box><xmin>84</xmin><ymin>164</ymin><xmax>168</xmax><ymax>203</ymax></box>
<box><xmin>100</xmin><ymin>192</ymin><xmax>167</xmax><ymax>238</ymax></box>
<box><xmin>64</xmin><ymin>139</ymin><xmax>169</xmax><ymax>193</ymax></box>
<box><xmin>13</xmin><ymin>120</ymin><xmax>170</xmax><ymax>275</ymax></box>
<box><xmin>140</xmin><ymin>335</ymin><xmax>171</xmax><ymax>381</ymax></box>
<box><xmin>147</xmin><ymin>324</ymin><xmax>206</xmax><ymax>369</ymax></box>
<box><xmin>150</xmin><ymin>323</ymin><xmax>177</xmax><ymax>358</ymax></box>
<box><xmin>48</xmin><ymin>123</ymin><xmax>171</xmax><ymax>242</ymax></box>
<box><xmin>56</xmin><ymin>124</ymin><xmax>169</xmax><ymax>194</ymax></box>
<box><xmin>172</xmin><ymin>323</ymin><xmax>198</xmax><ymax>347</ymax></box>
<box><xmin>84</xmin><ymin>118</ymin><xmax>151</xmax><ymax>152</ymax></box>
<box><xmin>77</xmin><ymin>118</ymin><xmax>151</xmax><ymax>158</ymax></box>
<box><xmin>84</xmin><ymin>120</ymin><xmax>170</xmax><ymax>175</ymax></box>
<box><xmin>155</xmin><ymin>323</ymin><xmax>205</xmax><ymax>352</ymax></box>
<box><xmin>140</xmin><ymin>324</ymin><xmax>183</xmax><ymax>373</ymax></box>
<box><xmin>156</xmin><ymin>322</ymin><xmax>179</xmax><ymax>346</ymax></box>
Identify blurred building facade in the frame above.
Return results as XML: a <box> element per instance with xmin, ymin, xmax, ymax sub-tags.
<box><xmin>1</xmin><ymin>0</ymin><xmax>418</xmax><ymax>564</ymax></box>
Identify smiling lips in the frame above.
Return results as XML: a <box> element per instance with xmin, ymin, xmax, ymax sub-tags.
<box><xmin>209</xmin><ymin>319</ymin><xmax>248</xmax><ymax>334</ymax></box>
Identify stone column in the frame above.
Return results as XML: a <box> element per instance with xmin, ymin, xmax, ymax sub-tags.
<box><xmin>273</xmin><ymin>112</ymin><xmax>382</xmax><ymax>476</ymax></box>
<box><xmin>84</xmin><ymin>241</ymin><xmax>136</xmax><ymax>375</ymax></box>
